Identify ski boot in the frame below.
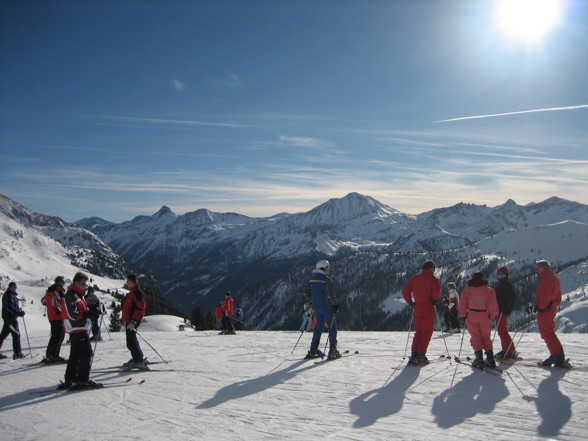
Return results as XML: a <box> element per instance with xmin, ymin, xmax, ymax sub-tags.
<box><xmin>130</xmin><ymin>359</ymin><xmax>150</xmax><ymax>371</ymax></box>
<box><xmin>327</xmin><ymin>345</ymin><xmax>342</xmax><ymax>360</ymax></box>
<box><xmin>57</xmin><ymin>380</ymin><xmax>75</xmax><ymax>390</ymax></box>
<box><xmin>69</xmin><ymin>379</ymin><xmax>104</xmax><ymax>390</ymax></box>
<box><xmin>552</xmin><ymin>352</ymin><xmax>567</xmax><ymax>367</ymax></box>
<box><xmin>485</xmin><ymin>350</ymin><xmax>496</xmax><ymax>369</ymax></box>
<box><xmin>305</xmin><ymin>347</ymin><xmax>324</xmax><ymax>359</ymax></box>
<box><xmin>13</xmin><ymin>352</ymin><xmax>26</xmax><ymax>360</ymax></box>
<box><xmin>538</xmin><ymin>354</ymin><xmax>556</xmax><ymax>366</ymax></box>
<box><xmin>472</xmin><ymin>351</ymin><xmax>485</xmax><ymax>369</ymax></box>
<box><xmin>417</xmin><ymin>353</ymin><xmax>429</xmax><ymax>365</ymax></box>
<box><xmin>407</xmin><ymin>352</ymin><xmax>419</xmax><ymax>366</ymax></box>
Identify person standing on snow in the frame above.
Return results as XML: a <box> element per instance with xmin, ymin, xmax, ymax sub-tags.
<box><xmin>122</xmin><ymin>275</ymin><xmax>147</xmax><ymax>369</ymax></box>
<box><xmin>402</xmin><ymin>260</ymin><xmax>441</xmax><ymax>365</ymax></box>
<box><xmin>534</xmin><ymin>260</ymin><xmax>567</xmax><ymax>367</ymax></box>
<box><xmin>41</xmin><ymin>276</ymin><xmax>67</xmax><ymax>363</ymax></box>
<box><xmin>458</xmin><ymin>271</ymin><xmax>499</xmax><ymax>369</ymax></box>
<box><xmin>303</xmin><ymin>260</ymin><xmax>340</xmax><ymax>360</ymax></box>
<box><xmin>299</xmin><ymin>301</ymin><xmax>313</xmax><ymax>332</ymax></box>
<box><xmin>214</xmin><ymin>301</ymin><xmax>224</xmax><ymax>330</ymax></box>
<box><xmin>493</xmin><ymin>266</ymin><xmax>517</xmax><ymax>360</ymax></box>
<box><xmin>447</xmin><ymin>282</ymin><xmax>461</xmax><ymax>332</ymax></box>
<box><xmin>61</xmin><ymin>272</ymin><xmax>102</xmax><ymax>389</ymax></box>
<box><xmin>85</xmin><ymin>287</ymin><xmax>103</xmax><ymax>342</ymax></box>
<box><xmin>0</xmin><ymin>282</ymin><xmax>26</xmax><ymax>360</ymax></box>
<box><xmin>220</xmin><ymin>291</ymin><xmax>236</xmax><ymax>335</ymax></box>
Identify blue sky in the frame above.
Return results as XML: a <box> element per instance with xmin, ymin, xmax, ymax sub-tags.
<box><xmin>1</xmin><ymin>0</ymin><xmax>587</xmax><ymax>222</ymax></box>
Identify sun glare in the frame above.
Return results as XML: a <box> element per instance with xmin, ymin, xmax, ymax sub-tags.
<box><xmin>496</xmin><ymin>0</ymin><xmax>562</xmax><ymax>41</ymax></box>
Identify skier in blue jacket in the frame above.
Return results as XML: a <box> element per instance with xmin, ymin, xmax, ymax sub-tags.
<box><xmin>303</xmin><ymin>260</ymin><xmax>341</xmax><ymax>360</ymax></box>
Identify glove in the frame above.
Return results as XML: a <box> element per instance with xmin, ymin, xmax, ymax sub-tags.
<box><xmin>18</xmin><ymin>310</ymin><xmax>25</xmax><ymax>317</ymax></box>
<box><xmin>430</xmin><ymin>298</ymin><xmax>438</xmax><ymax>306</ymax></box>
<box><xmin>407</xmin><ymin>301</ymin><xmax>415</xmax><ymax>307</ymax></box>
<box><xmin>126</xmin><ymin>321</ymin><xmax>136</xmax><ymax>331</ymax></box>
<box><xmin>331</xmin><ymin>304</ymin><xmax>340</xmax><ymax>313</ymax></box>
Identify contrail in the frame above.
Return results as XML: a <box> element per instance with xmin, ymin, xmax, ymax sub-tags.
<box><xmin>436</xmin><ymin>104</ymin><xmax>588</xmax><ymax>123</ymax></box>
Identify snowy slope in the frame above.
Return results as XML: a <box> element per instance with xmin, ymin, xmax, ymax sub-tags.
<box><xmin>1</xmin><ymin>323</ymin><xmax>587</xmax><ymax>441</ymax></box>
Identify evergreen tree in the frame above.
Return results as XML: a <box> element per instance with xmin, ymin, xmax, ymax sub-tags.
<box><xmin>191</xmin><ymin>306</ymin><xmax>205</xmax><ymax>330</ymax></box>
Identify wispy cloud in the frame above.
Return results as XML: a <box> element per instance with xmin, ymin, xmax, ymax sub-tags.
<box><xmin>436</xmin><ymin>104</ymin><xmax>588</xmax><ymax>123</ymax></box>
<box><xmin>279</xmin><ymin>135</ymin><xmax>332</xmax><ymax>149</ymax></box>
<box><xmin>170</xmin><ymin>79</ymin><xmax>186</xmax><ymax>91</ymax></box>
<box><xmin>98</xmin><ymin>115</ymin><xmax>253</xmax><ymax>129</ymax></box>
<box><xmin>222</xmin><ymin>74</ymin><xmax>242</xmax><ymax>88</ymax></box>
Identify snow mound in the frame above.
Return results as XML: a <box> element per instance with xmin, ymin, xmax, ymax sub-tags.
<box><xmin>140</xmin><ymin>314</ymin><xmax>194</xmax><ymax>332</ymax></box>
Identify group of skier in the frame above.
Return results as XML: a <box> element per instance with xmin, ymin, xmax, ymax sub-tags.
<box><xmin>0</xmin><ymin>272</ymin><xmax>148</xmax><ymax>390</ymax></box>
<box><xmin>302</xmin><ymin>257</ymin><xmax>568</xmax><ymax>369</ymax></box>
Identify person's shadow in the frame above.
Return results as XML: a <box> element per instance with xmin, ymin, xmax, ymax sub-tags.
<box><xmin>432</xmin><ymin>370</ymin><xmax>509</xmax><ymax>428</ymax></box>
<box><xmin>524</xmin><ymin>368</ymin><xmax>572</xmax><ymax>438</ymax></box>
<box><xmin>349</xmin><ymin>366</ymin><xmax>421</xmax><ymax>428</ymax></box>
<box><xmin>197</xmin><ymin>360</ymin><xmax>314</xmax><ymax>408</ymax></box>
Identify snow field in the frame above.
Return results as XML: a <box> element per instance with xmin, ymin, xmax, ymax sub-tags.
<box><xmin>1</xmin><ymin>327</ymin><xmax>587</xmax><ymax>441</ymax></box>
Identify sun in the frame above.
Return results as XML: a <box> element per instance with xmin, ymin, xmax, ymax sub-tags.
<box><xmin>496</xmin><ymin>0</ymin><xmax>562</xmax><ymax>41</ymax></box>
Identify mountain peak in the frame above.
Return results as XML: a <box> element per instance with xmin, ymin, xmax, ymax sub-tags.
<box><xmin>153</xmin><ymin>205</ymin><xmax>176</xmax><ymax>218</ymax></box>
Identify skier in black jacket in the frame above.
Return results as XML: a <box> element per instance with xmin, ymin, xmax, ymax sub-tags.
<box><xmin>0</xmin><ymin>282</ymin><xmax>26</xmax><ymax>359</ymax></box>
<box><xmin>493</xmin><ymin>266</ymin><xmax>517</xmax><ymax>360</ymax></box>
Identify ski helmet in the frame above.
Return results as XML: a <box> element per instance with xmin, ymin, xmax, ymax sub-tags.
<box><xmin>316</xmin><ymin>260</ymin><xmax>330</xmax><ymax>271</ymax></box>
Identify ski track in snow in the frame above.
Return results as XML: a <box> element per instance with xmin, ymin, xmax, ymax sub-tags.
<box><xmin>1</xmin><ymin>328</ymin><xmax>587</xmax><ymax>441</ymax></box>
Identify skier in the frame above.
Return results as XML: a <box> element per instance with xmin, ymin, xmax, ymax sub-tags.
<box><xmin>303</xmin><ymin>260</ymin><xmax>340</xmax><ymax>360</ymax></box>
<box><xmin>85</xmin><ymin>287</ymin><xmax>103</xmax><ymax>342</ymax></box>
<box><xmin>234</xmin><ymin>304</ymin><xmax>244</xmax><ymax>330</ymax></box>
<box><xmin>0</xmin><ymin>282</ymin><xmax>26</xmax><ymax>360</ymax></box>
<box><xmin>214</xmin><ymin>302</ymin><xmax>223</xmax><ymax>330</ymax></box>
<box><xmin>61</xmin><ymin>271</ymin><xmax>102</xmax><ymax>389</ymax></box>
<box><xmin>122</xmin><ymin>275</ymin><xmax>148</xmax><ymax>369</ymax></box>
<box><xmin>493</xmin><ymin>266</ymin><xmax>517</xmax><ymax>360</ymax></box>
<box><xmin>447</xmin><ymin>282</ymin><xmax>461</xmax><ymax>332</ymax></box>
<box><xmin>534</xmin><ymin>260</ymin><xmax>567</xmax><ymax>367</ymax></box>
<box><xmin>458</xmin><ymin>271</ymin><xmax>499</xmax><ymax>369</ymax></box>
<box><xmin>299</xmin><ymin>301</ymin><xmax>313</xmax><ymax>332</ymax></box>
<box><xmin>402</xmin><ymin>260</ymin><xmax>441</xmax><ymax>365</ymax></box>
<box><xmin>220</xmin><ymin>291</ymin><xmax>236</xmax><ymax>335</ymax></box>
<box><xmin>41</xmin><ymin>276</ymin><xmax>67</xmax><ymax>363</ymax></box>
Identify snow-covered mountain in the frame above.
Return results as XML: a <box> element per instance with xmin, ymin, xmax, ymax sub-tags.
<box><xmin>71</xmin><ymin>192</ymin><xmax>588</xmax><ymax>330</ymax></box>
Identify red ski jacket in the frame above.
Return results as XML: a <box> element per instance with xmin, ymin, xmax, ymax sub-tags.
<box><xmin>61</xmin><ymin>284</ymin><xmax>91</xmax><ymax>334</ymax></box>
<box><xmin>215</xmin><ymin>306</ymin><xmax>223</xmax><ymax>319</ymax></box>
<box><xmin>402</xmin><ymin>269</ymin><xmax>441</xmax><ymax>306</ymax></box>
<box><xmin>223</xmin><ymin>296</ymin><xmax>234</xmax><ymax>317</ymax></box>
<box><xmin>122</xmin><ymin>285</ymin><xmax>146</xmax><ymax>324</ymax></box>
<box><xmin>42</xmin><ymin>284</ymin><xmax>65</xmax><ymax>321</ymax></box>
<box><xmin>535</xmin><ymin>268</ymin><xmax>561</xmax><ymax>312</ymax></box>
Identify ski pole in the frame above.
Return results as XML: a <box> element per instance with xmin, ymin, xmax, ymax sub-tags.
<box><xmin>21</xmin><ymin>315</ymin><xmax>33</xmax><ymax>358</ymax></box>
<box><xmin>492</xmin><ymin>312</ymin><xmax>503</xmax><ymax>344</ymax></box>
<box><xmin>136</xmin><ymin>330</ymin><xmax>168</xmax><ymax>364</ymax></box>
<box><xmin>89</xmin><ymin>314</ymin><xmax>105</xmax><ymax>370</ymax></box>
<box><xmin>455</xmin><ymin>317</ymin><xmax>467</xmax><ymax>362</ymax></box>
<box><xmin>435</xmin><ymin>310</ymin><xmax>451</xmax><ymax>359</ymax></box>
<box><xmin>290</xmin><ymin>330</ymin><xmax>306</xmax><ymax>356</ymax></box>
<box><xmin>403</xmin><ymin>308</ymin><xmax>414</xmax><ymax>360</ymax></box>
<box><xmin>321</xmin><ymin>313</ymin><xmax>337</xmax><ymax>358</ymax></box>
<box><xmin>101</xmin><ymin>312</ymin><xmax>113</xmax><ymax>341</ymax></box>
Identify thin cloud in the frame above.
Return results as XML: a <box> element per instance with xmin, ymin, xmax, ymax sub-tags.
<box><xmin>222</xmin><ymin>74</ymin><xmax>242</xmax><ymax>88</ymax></box>
<box><xmin>436</xmin><ymin>104</ymin><xmax>588</xmax><ymax>123</ymax></box>
<box><xmin>101</xmin><ymin>115</ymin><xmax>253</xmax><ymax>129</ymax></box>
<box><xmin>171</xmin><ymin>79</ymin><xmax>186</xmax><ymax>91</ymax></box>
<box><xmin>279</xmin><ymin>135</ymin><xmax>332</xmax><ymax>149</ymax></box>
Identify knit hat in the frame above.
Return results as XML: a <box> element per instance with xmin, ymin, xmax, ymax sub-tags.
<box><xmin>472</xmin><ymin>271</ymin><xmax>485</xmax><ymax>281</ymax></box>
<box><xmin>497</xmin><ymin>266</ymin><xmax>509</xmax><ymax>276</ymax></box>
<box><xmin>535</xmin><ymin>260</ymin><xmax>551</xmax><ymax>269</ymax></box>
<box><xmin>8</xmin><ymin>282</ymin><xmax>17</xmax><ymax>289</ymax></box>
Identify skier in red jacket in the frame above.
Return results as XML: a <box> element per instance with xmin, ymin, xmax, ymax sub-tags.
<box><xmin>220</xmin><ymin>291</ymin><xmax>235</xmax><ymax>335</ymax></box>
<box><xmin>458</xmin><ymin>271</ymin><xmax>499</xmax><ymax>369</ymax></box>
<box><xmin>535</xmin><ymin>260</ymin><xmax>567</xmax><ymax>367</ymax></box>
<box><xmin>122</xmin><ymin>274</ymin><xmax>147</xmax><ymax>369</ymax></box>
<box><xmin>41</xmin><ymin>276</ymin><xmax>67</xmax><ymax>363</ymax></box>
<box><xmin>402</xmin><ymin>260</ymin><xmax>441</xmax><ymax>365</ymax></box>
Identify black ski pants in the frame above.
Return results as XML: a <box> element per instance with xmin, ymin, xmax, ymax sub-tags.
<box><xmin>65</xmin><ymin>331</ymin><xmax>92</xmax><ymax>383</ymax></box>
<box><xmin>46</xmin><ymin>319</ymin><xmax>65</xmax><ymax>359</ymax></box>
<box><xmin>0</xmin><ymin>317</ymin><xmax>22</xmax><ymax>355</ymax></box>
<box><xmin>126</xmin><ymin>328</ymin><xmax>144</xmax><ymax>362</ymax></box>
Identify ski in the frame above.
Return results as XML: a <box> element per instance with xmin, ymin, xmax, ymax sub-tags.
<box><xmin>93</xmin><ymin>359</ymin><xmax>171</xmax><ymax>372</ymax></box>
<box><xmin>313</xmin><ymin>350</ymin><xmax>358</xmax><ymax>365</ymax></box>
<box><xmin>454</xmin><ymin>357</ymin><xmax>502</xmax><ymax>375</ymax></box>
<box><xmin>518</xmin><ymin>360</ymin><xmax>586</xmax><ymax>372</ymax></box>
<box><xmin>32</xmin><ymin>378</ymin><xmax>145</xmax><ymax>397</ymax></box>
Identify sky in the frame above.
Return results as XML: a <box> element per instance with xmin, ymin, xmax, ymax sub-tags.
<box><xmin>1</xmin><ymin>0</ymin><xmax>587</xmax><ymax>223</ymax></box>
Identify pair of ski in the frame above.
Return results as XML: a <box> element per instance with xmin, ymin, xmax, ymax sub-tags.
<box><xmin>93</xmin><ymin>360</ymin><xmax>171</xmax><ymax>373</ymax></box>
<box><xmin>312</xmin><ymin>350</ymin><xmax>359</xmax><ymax>365</ymax></box>
<box><xmin>31</xmin><ymin>377</ymin><xmax>146</xmax><ymax>397</ymax></box>
<box><xmin>454</xmin><ymin>356</ymin><xmax>502</xmax><ymax>375</ymax></box>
